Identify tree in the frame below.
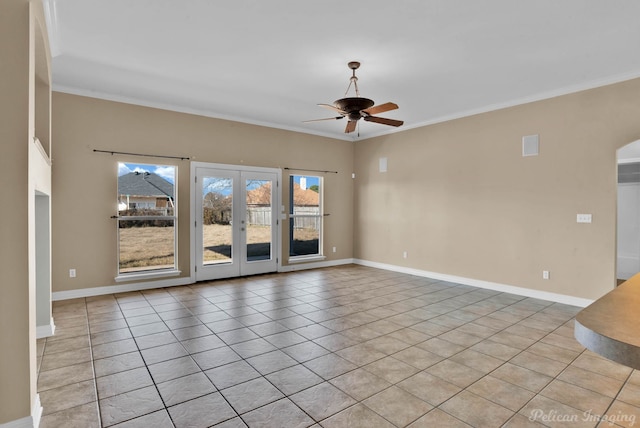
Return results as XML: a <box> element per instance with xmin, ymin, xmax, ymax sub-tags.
<box><xmin>309</xmin><ymin>184</ymin><xmax>319</xmax><ymax>193</ymax></box>
<box><xmin>203</xmin><ymin>192</ymin><xmax>232</xmax><ymax>224</ymax></box>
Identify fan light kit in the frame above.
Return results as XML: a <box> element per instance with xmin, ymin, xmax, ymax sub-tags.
<box><xmin>304</xmin><ymin>61</ymin><xmax>404</xmax><ymax>134</ymax></box>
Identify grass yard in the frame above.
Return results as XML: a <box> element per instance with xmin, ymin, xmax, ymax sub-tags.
<box><xmin>202</xmin><ymin>224</ymin><xmax>273</xmax><ymax>263</ymax></box>
<box><xmin>118</xmin><ymin>225</ymin><xmax>175</xmax><ymax>272</ymax></box>
<box><xmin>119</xmin><ymin>224</ymin><xmax>319</xmax><ymax>271</ymax></box>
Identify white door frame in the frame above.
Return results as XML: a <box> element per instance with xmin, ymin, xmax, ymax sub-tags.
<box><xmin>190</xmin><ymin>161</ymin><xmax>282</xmax><ymax>282</ymax></box>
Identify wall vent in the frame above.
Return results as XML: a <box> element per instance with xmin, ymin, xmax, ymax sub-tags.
<box><xmin>522</xmin><ymin>135</ymin><xmax>539</xmax><ymax>157</ymax></box>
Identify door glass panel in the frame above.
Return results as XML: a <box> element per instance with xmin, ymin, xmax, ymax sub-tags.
<box><xmin>246</xmin><ymin>179</ymin><xmax>272</xmax><ymax>262</ymax></box>
<box><xmin>202</xmin><ymin>176</ymin><xmax>233</xmax><ymax>264</ymax></box>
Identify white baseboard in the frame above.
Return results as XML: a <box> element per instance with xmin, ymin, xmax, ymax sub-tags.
<box><xmin>52</xmin><ymin>276</ymin><xmax>194</xmax><ymax>301</ymax></box>
<box><xmin>32</xmin><ymin>395</ymin><xmax>41</xmax><ymax>428</ymax></box>
<box><xmin>353</xmin><ymin>259</ymin><xmax>594</xmax><ymax>308</ymax></box>
<box><xmin>0</xmin><ymin>394</ymin><xmax>41</xmax><ymax>428</ymax></box>
<box><xmin>51</xmin><ymin>258</ymin><xmax>593</xmax><ymax>308</ymax></box>
<box><xmin>279</xmin><ymin>258</ymin><xmax>355</xmax><ymax>273</ymax></box>
<box><xmin>52</xmin><ymin>260</ymin><xmax>355</xmax><ymax>301</ymax></box>
<box><xmin>36</xmin><ymin>318</ymin><xmax>55</xmax><ymax>339</ymax></box>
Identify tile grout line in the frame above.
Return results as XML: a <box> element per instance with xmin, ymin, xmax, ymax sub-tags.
<box><xmin>138</xmin><ymin>290</ymin><xmax>185</xmax><ymax>428</ymax></box>
<box><xmin>587</xmin><ymin>368</ymin><xmax>635</xmax><ymax>428</ymax></box>
<box><xmin>83</xmin><ymin>297</ymin><xmax>105</xmax><ymax>428</ymax></box>
<box><xmin>43</xmin><ymin>270</ymin><xmax>456</xmax><ymax>424</ymax></box>
<box><xmin>407</xmin><ymin>295</ymin><xmax>578</xmax><ymax>426</ymax></box>
<box><xmin>100</xmin><ymin>292</ymin><xmax>179</xmax><ymax>427</ymax></box>
<box><xmin>494</xmin><ymin>320</ymin><xmax>587</xmax><ymax>428</ymax></box>
<box><xmin>179</xmin><ymin>288</ymin><xmax>305</xmax><ymax>425</ymax></box>
<box><xmin>45</xmin><ymin>266</ymin><xmax>637</xmax><ymax>427</ymax></box>
<box><xmin>281</xmin><ymin>279</ymin><xmax>541</xmax><ymax>425</ymax></box>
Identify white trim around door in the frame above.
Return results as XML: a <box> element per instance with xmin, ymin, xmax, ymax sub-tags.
<box><xmin>190</xmin><ymin>162</ymin><xmax>282</xmax><ymax>282</ymax></box>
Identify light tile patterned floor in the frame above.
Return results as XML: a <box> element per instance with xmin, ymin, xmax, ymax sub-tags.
<box><xmin>37</xmin><ymin>265</ymin><xmax>640</xmax><ymax>427</ymax></box>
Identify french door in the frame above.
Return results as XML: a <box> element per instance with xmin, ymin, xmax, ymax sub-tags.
<box><xmin>192</xmin><ymin>163</ymin><xmax>280</xmax><ymax>281</ymax></box>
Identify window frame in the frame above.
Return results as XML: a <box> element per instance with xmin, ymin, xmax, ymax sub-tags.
<box><xmin>288</xmin><ymin>174</ymin><xmax>325</xmax><ymax>263</ymax></box>
<box><xmin>115</xmin><ymin>162</ymin><xmax>180</xmax><ymax>282</ymax></box>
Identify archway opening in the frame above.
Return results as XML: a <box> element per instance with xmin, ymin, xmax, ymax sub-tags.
<box><xmin>616</xmin><ymin>139</ymin><xmax>640</xmax><ymax>284</ymax></box>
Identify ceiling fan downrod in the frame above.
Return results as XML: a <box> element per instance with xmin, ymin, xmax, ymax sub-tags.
<box><xmin>345</xmin><ymin>61</ymin><xmax>361</xmax><ymax>97</ymax></box>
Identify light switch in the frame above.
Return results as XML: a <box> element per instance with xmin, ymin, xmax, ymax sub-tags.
<box><xmin>577</xmin><ymin>214</ymin><xmax>592</xmax><ymax>223</ymax></box>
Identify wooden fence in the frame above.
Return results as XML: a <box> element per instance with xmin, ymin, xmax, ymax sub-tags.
<box><xmin>246</xmin><ymin>206</ymin><xmax>272</xmax><ymax>226</ymax></box>
<box><xmin>247</xmin><ymin>206</ymin><xmax>320</xmax><ymax>230</ymax></box>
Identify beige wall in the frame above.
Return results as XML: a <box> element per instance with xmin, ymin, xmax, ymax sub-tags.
<box><xmin>52</xmin><ymin>93</ymin><xmax>354</xmax><ymax>292</ymax></box>
<box><xmin>53</xmin><ymin>78</ymin><xmax>640</xmax><ymax>302</ymax></box>
<box><xmin>354</xmin><ymin>78</ymin><xmax>640</xmax><ymax>301</ymax></box>
<box><xmin>0</xmin><ymin>0</ymin><xmax>51</xmax><ymax>424</ymax></box>
<box><xmin>0</xmin><ymin>1</ymin><xmax>31</xmax><ymax>422</ymax></box>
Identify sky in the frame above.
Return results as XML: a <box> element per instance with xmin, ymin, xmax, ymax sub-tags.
<box><xmin>292</xmin><ymin>175</ymin><xmax>320</xmax><ymax>189</ymax></box>
<box><xmin>118</xmin><ymin>162</ymin><xmax>175</xmax><ymax>184</ymax></box>
<box><xmin>201</xmin><ymin>175</ymin><xmax>321</xmax><ymax>197</ymax></box>
<box><xmin>202</xmin><ymin>178</ymin><xmax>276</xmax><ymax>196</ymax></box>
<box><xmin>118</xmin><ymin>163</ymin><xmax>320</xmax><ymax>191</ymax></box>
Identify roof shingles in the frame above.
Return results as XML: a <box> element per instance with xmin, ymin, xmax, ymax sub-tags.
<box><xmin>118</xmin><ymin>172</ymin><xmax>174</xmax><ymax>198</ymax></box>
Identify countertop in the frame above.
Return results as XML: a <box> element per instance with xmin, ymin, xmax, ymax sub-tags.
<box><xmin>575</xmin><ymin>273</ymin><xmax>640</xmax><ymax>369</ymax></box>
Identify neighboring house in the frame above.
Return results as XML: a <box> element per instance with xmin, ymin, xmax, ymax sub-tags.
<box><xmin>246</xmin><ymin>182</ymin><xmax>319</xmax><ymax>207</ymax></box>
<box><xmin>118</xmin><ymin>171</ymin><xmax>174</xmax><ymax>211</ymax></box>
<box><xmin>291</xmin><ymin>183</ymin><xmax>319</xmax><ymax>207</ymax></box>
<box><xmin>246</xmin><ymin>182</ymin><xmax>273</xmax><ymax>206</ymax></box>
<box><xmin>245</xmin><ymin>183</ymin><xmax>275</xmax><ymax>226</ymax></box>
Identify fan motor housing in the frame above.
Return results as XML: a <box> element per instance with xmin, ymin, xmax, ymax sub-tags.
<box><xmin>333</xmin><ymin>97</ymin><xmax>375</xmax><ymax>115</ymax></box>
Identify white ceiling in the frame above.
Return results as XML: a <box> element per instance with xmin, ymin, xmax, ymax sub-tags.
<box><xmin>45</xmin><ymin>0</ymin><xmax>640</xmax><ymax>141</ymax></box>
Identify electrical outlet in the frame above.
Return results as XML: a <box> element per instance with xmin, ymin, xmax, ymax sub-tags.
<box><xmin>69</xmin><ymin>269</ymin><xmax>76</xmax><ymax>278</ymax></box>
<box><xmin>542</xmin><ymin>270</ymin><xmax>550</xmax><ymax>280</ymax></box>
<box><xmin>332</xmin><ymin>247</ymin><xmax>336</xmax><ymax>253</ymax></box>
<box><xmin>403</xmin><ymin>251</ymin><xmax>408</xmax><ymax>259</ymax></box>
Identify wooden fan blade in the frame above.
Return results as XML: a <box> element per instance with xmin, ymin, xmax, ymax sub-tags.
<box><xmin>363</xmin><ymin>116</ymin><xmax>404</xmax><ymax>127</ymax></box>
<box><xmin>361</xmin><ymin>102</ymin><xmax>398</xmax><ymax>115</ymax></box>
<box><xmin>318</xmin><ymin>103</ymin><xmax>346</xmax><ymax>114</ymax></box>
<box><xmin>345</xmin><ymin>120</ymin><xmax>357</xmax><ymax>133</ymax></box>
<box><xmin>303</xmin><ymin>117</ymin><xmax>344</xmax><ymax>123</ymax></box>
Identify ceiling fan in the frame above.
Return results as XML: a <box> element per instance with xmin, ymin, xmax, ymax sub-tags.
<box><xmin>304</xmin><ymin>61</ymin><xmax>404</xmax><ymax>134</ymax></box>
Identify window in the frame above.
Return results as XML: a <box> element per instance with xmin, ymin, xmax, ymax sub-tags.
<box><xmin>117</xmin><ymin>162</ymin><xmax>177</xmax><ymax>276</ymax></box>
<box><xmin>289</xmin><ymin>175</ymin><xmax>322</xmax><ymax>259</ymax></box>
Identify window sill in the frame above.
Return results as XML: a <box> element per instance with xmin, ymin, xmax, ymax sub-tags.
<box><xmin>288</xmin><ymin>255</ymin><xmax>326</xmax><ymax>264</ymax></box>
<box><xmin>115</xmin><ymin>269</ymin><xmax>182</xmax><ymax>283</ymax></box>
